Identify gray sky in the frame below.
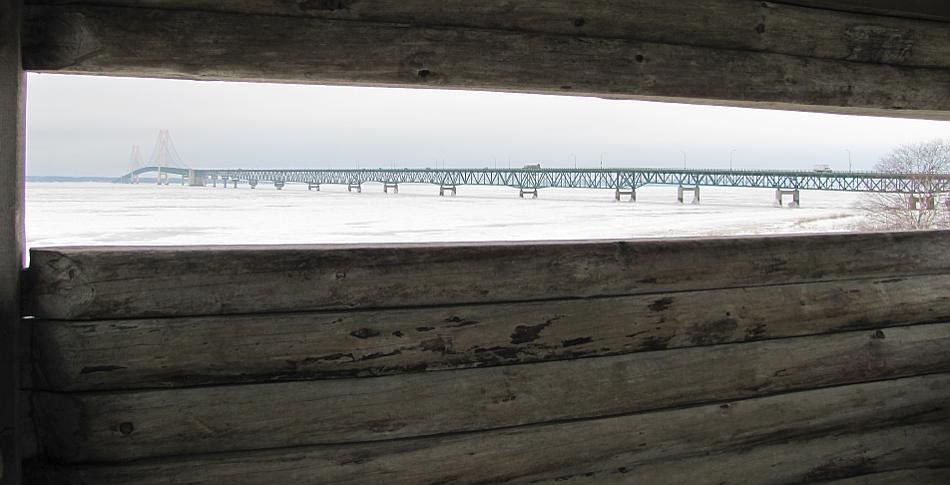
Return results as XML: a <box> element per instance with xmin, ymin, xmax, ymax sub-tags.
<box><xmin>25</xmin><ymin>73</ymin><xmax>950</xmax><ymax>176</ymax></box>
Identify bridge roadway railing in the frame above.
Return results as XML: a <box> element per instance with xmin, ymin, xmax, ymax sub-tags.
<box><xmin>120</xmin><ymin>167</ymin><xmax>950</xmax><ymax>193</ymax></box>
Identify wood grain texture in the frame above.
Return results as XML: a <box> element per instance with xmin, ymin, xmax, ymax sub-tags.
<box><xmin>27</xmin><ymin>274</ymin><xmax>950</xmax><ymax>391</ymax></box>
<box><xmin>519</xmin><ymin>423</ymin><xmax>950</xmax><ymax>484</ymax></box>
<box><xmin>785</xmin><ymin>0</ymin><xmax>950</xmax><ymax>22</ymax></box>
<box><xmin>22</xmin><ymin>0</ymin><xmax>950</xmax><ymax>68</ymax></box>
<box><xmin>0</xmin><ymin>1</ymin><xmax>24</xmax><ymax>483</ymax></box>
<box><xmin>18</xmin><ymin>3</ymin><xmax>950</xmax><ymax>120</ymax></box>
<box><xmin>816</xmin><ymin>467</ymin><xmax>950</xmax><ymax>484</ymax></box>
<box><xmin>24</xmin><ymin>231</ymin><xmax>950</xmax><ymax>320</ymax></box>
<box><xmin>31</xmin><ymin>323</ymin><xmax>950</xmax><ymax>463</ymax></box>
<box><xmin>24</xmin><ymin>373</ymin><xmax>950</xmax><ymax>483</ymax></box>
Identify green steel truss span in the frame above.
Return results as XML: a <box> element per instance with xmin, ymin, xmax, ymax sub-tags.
<box><xmin>118</xmin><ymin>167</ymin><xmax>950</xmax><ymax>193</ymax></box>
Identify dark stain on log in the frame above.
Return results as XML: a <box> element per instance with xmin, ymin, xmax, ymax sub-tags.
<box><xmin>420</xmin><ymin>337</ymin><xmax>451</xmax><ymax>353</ymax></box>
<box><xmin>764</xmin><ymin>257</ymin><xmax>788</xmax><ymax>274</ymax></box>
<box><xmin>118</xmin><ymin>422</ymin><xmax>134</xmax><ymax>435</ymax></box>
<box><xmin>349</xmin><ymin>328</ymin><xmax>380</xmax><ymax>339</ymax></box>
<box><xmin>444</xmin><ymin>316</ymin><xmax>480</xmax><ymax>328</ymax></box>
<box><xmin>688</xmin><ymin>318</ymin><xmax>738</xmax><ymax>345</ymax></box>
<box><xmin>562</xmin><ymin>337</ymin><xmax>593</xmax><ymax>347</ymax></box>
<box><xmin>392</xmin><ymin>330</ymin><xmax>404</xmax><ymax>337</ymax></box>
<box><xmin>804</xmin><ymin>457</ymin><xmax>877</xmax><ymax>482</ymax></box>
<box><xmin>845</xmin><ymin>25</ymin><xmax>914</xmax><ymax>64</ymax></box>
<box><xmin>366</xmin><ymin>419</ymin><xmax>407</xmax><ymax>433</ymax></box>
<box><xmin>359</xmin><ymin>350</ymin><xmax>402</xmax><ymax>361</ymax></box>
<box><xmin>649</xmin><ymin>297</ymin><xmax>674</xmax><ymax>312</ymax></box>
<box><xmin>638</xmin><ymin>277</ymin><xmax>658</xmax><ymax>284</ymax></box>
<box><xmin>301</xmin><ymin>353</ymin><xmax>355</xmax><ymax>364</ymax></box>
<box><xmin>744</xmin><ymin>323</ymin><xmax>767</xmax><ymax>340</ymax></box>
<box><xmin>415</xmin><ymin>326</ymin><xmax>435</xmax><ymax>332</ymax></box>
<box><xmin>640</xmin><ymin>335</ymin><xmax>673</xmax><ymax>351</ymax></box>
<box><xmin>873</xmin><ymin>278</ymin><xmax>904</xmax><ymax>284</ymax></box>
<box><xmin>296</xmin><ymin>0</ymin><xmax>349</xmax><ymax>11</ymax></box>
<box><xmin>510</xmin><ymin>322</ymin><xmax>552</xmax><ymax>344</ymax></box>
<box><xmin>474</xmin><ymin>346</ymin><xmax>520</xmax><ymax>361</ymax></box>
<box><xmin>79</xmin><ymin>365</ymin><xmax>127</xmax><ymax>374</ymax></box>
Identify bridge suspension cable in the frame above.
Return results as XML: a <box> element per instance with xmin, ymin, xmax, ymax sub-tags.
<box><xmin>124</xmin><ymin>145</ymin><xmax>142</xmax><ymax>183</ymax></box>
<box><xmin>147</xmin><ymin>129</ymin><xmax>188</xmax><ymax>170</ymax></box>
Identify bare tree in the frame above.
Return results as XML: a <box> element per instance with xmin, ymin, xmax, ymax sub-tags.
<box><xmin>860</xmin><ymin>139</ymin><xmax>950</xmax><ymax>230</ymax></box>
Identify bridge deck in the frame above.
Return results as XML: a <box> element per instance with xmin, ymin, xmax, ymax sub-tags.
<box><xmin>120</xmin><ymin>167</ymin><xmax>950</xmax><ymax>193</ymax></box>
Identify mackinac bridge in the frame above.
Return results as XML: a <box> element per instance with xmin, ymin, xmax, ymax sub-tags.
<box><xmin>118</xmin><ymin>131</ymin><xmax>950</xmax><ymax>208</ymax></box>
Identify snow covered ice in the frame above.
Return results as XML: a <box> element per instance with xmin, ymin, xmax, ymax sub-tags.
<box><xmin>26</xmin><ymin>182</ymin><xmax>867</xmax><ymax>248</ymax></box>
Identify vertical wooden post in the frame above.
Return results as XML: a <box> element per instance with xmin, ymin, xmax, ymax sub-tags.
<box><xmin>0</xmin><ymin>1</ymin><xmax>24</xmax><ymax>483</ymax></box>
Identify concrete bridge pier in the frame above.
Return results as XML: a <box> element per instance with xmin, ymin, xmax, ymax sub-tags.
<box><xmin>187</xmin><ymin>170</ymin><xmax>206</xmax><ymax>187</ymax></box>
<box><xmin>677</xmin><ymin>185</ymin><xmax>700</xmax><ymax>204</ymax></box>
<box><xmin>615</xmin><ymin>187</ymin><xmax>636</xmax><ymax>202</ymax></box>
<box><xmin>248</xmin><ymin>180</ymin><xmax>258</xmax><ymax>189</ymax></box>
<box><xmin>908</xmin><ymin>194</ymin><xmax>936</xmax><ymax>210</ymax></box>
<box><xmin>231</xmin><ymin>179</ymin><xmax>238</xmax><ymax>188</ymax></box>
<box><xmin>439</xmin><ymin>184</ymin><xmax>457</xmax><ymax>196</ymax></box>
<box><xmin>519</xmin><ymin>187</ymin><xmax>539</xmax><ymax>199</ymax></box>
<box><xmin>775</xmin><ymin>189</ymin><xmax>800</xmax><ymax>207</ymax></box>
<box><xmin>348</xmin><ymin>182</ymin><xmax>362</xmax><ymax>193</ymax></box>
<box><xmin>384</xmin><ymin>182</ymin><xmax>399</xmax><ymax>194</ymax></box>
<box><xmin>308</xmin><ymin>182</ymin><xmax>320</xmax><ymax>191</ymax></box>
<box><xmin>274</xmin><ymin>181</ymin><xmax>285</xmax><ymax>190</ymax></box>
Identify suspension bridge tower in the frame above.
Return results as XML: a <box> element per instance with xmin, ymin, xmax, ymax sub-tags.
<box><xmin>125</xmin><ymin>145</ymin><xmax>142</xmax><ymax>183</ymax></box>
<box><xmin>148</xmin><ymin>129</ymin><xmax>189</xmax><ymax>185</ymax></box>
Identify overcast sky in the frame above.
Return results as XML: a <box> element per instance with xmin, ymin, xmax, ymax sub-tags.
<box><xmin>25</xmin><ymin>73</ymin><xmax>950</xmax><ymax>177</ymax></box>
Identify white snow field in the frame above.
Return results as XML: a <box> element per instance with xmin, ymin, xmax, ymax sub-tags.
<box><xmin>25</xmin><ymin>182</ymin><xmax>868</xmax><ymax>248</ymax></box>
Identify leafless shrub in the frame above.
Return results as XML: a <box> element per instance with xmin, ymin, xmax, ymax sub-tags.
<box><xmin>859</xmin><ymin>139</ymin><xmax>950</xmax><ymax>231</ymax></box>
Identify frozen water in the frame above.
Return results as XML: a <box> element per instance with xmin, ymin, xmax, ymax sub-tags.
<box><xmin>25</xmin><ymin>181</ymin><xmax>867</xmax><ymax>249</ymax></box>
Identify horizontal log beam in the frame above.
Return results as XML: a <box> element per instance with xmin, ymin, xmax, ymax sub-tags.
<box><xmin>19</xmin><ymin>2</ymin><xmax>950</xmax><ymax>120</ymax></box>
<box><xmin>523</xmin><ymin>423</ymin><xmax>950</xmax><ymax>484</ymax></box>
<box><xmin>23</xmin><ymin>1</ymin><xmax>950</xmax><ymax>68</ymax></box>
<box><xmin>785</xmin><ymin>1</ymin><xmax>950</xmax><ymax>22</ymax></box>
<box><xmin>24</xmin><ymin>231</ymin><xmax>950</xmax><ymax>320</ymax></box>
<box><xmin>819</xmin><ymin>468</ymin><xmax>950</xmax><ymax>485</ymax></box>
<box><xmin>31</xmin><ymin>323</ymin><xmax>950</xmax><ymax>463</ymax></box>
<box><xmin>27</xmin><ymin>274</ymin><xmax>950</xmax><ymax>391</ymax></box>
<box><xmin>26</xmin><ymin>373</ymin><xmax>950</xmax><ymax>483</ymax></box>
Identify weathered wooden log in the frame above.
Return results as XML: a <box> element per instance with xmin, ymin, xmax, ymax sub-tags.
<box><xmin>31</xmin><ymin>323</ymin><xmax>950</xmax><ymax>463</ymax></box>
<box><xmin>813</xmin><ymin>467</ymin><xmax>950</xmax><ymax>485</ymax></box>
<box><xmin>0</xmin><ymin>1</ymin><xmax>25</xmax><ymax>482</ymax></box>
<box><xmin>22</xmin><ymin>0</ymin><xmax>950</xmax><ymax>68</ymax></box>
<box><xmin>25</xmin><ymin>373</ymin><xmax>950</xmax><ymax>483</ymax></box>
<box><xmin>27</xmin><ymin>274</ymin><xmax>950</xmax><ymax>391</ymax></box>
<box><xmin>24</xmin><ymin>231</ymin><xmax>950</xmax><ymax>320</ymax></box>
<box><xmin>517</xmin><ymin>423</ymin><xmax>950</xmax><ymax>484</ymax></box>
<box><xmin>19</xmin><ymin>3</ymin><xmax>950</xmax><ymax>120</ymax></box>
<box><xmin>784</xmin><ymin>1</ymin><xmax>950</xmax><ymax>22</ymax></box>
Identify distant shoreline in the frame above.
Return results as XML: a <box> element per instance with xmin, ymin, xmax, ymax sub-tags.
<box><xmin>27</xmin><ymin>176</ymin><xmax>117</xmax><ymax>183</ymax></box>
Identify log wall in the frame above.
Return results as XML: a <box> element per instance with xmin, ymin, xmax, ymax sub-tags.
<box><xmin>20</xmin><ymin>0</ymin><xmax>950</xmax><ymax>120</ymax></box>
<box><xmin>20</xmin><ymin>232</ymin><xmax>950</xmax><ymax>483</ymax></box>
<box><xmin>0</xmin><ymin>2</ymin><xmax>25</xmax><ymax>483</ymax></box>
